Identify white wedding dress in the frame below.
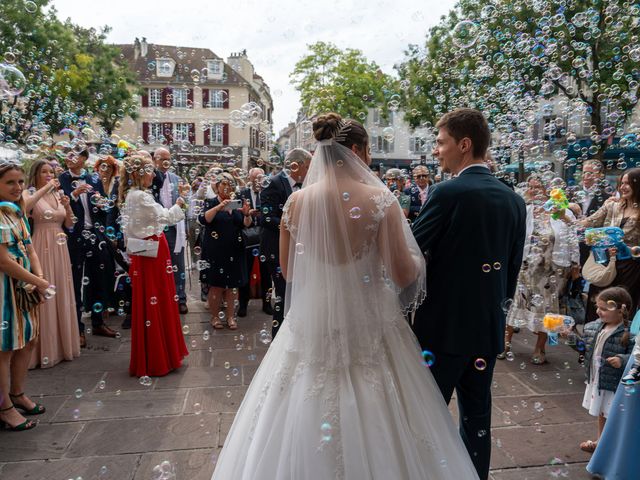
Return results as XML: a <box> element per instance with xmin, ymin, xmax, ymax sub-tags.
<box><xmin>211</xmin><ymin>139</ymin><xmax>479</xmax><ymax>480</ymax></box>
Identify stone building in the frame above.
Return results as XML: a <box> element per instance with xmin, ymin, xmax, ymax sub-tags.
<box><xmin>115</xmin><ymin>38</ymin><xmax>273</xmax><ymax>171</ymax></box>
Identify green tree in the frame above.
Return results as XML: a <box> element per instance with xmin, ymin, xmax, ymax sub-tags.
<box><xmin>398</xmin><ymin>0</ymin><xmax>640</xmax><ymax>157</ymax></box>
<box><xmin>0</xmin><ymin>0</ymin><xmax>138</xmax><ymax>143</ymax></box>
<box><xmin>291</xmin><ymin>41</ymin><xmax>397</xmax><ymax>121</ymax></box>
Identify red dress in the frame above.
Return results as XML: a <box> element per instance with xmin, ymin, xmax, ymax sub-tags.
<box><xmin>129</xmin><ymin>233</ymin><xmax>188</xmax><ymax>377</ymax></box>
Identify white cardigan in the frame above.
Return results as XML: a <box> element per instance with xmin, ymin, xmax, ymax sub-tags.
<box><xmin>122</xmin><ymin>188</ymin><xmax>184</xmax><ymax>240</ymax></box>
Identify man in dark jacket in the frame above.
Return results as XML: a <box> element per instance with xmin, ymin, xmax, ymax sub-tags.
<box><xmin>259</xmin><ymin>148</ymin><xmax>311</xmax><ymax>337</ymax></box>
<box><xmin>412</xmin><ymin>108</ymin><xmax>526</xmax><ymax>480</ymax></box>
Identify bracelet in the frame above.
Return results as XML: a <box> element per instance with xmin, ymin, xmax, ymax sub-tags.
<box><xmin>37</xmin><ymin>274</ymin><xmax>44</xmax><ymax>278</ymax></box>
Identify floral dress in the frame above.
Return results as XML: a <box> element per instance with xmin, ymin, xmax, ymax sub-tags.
<box><xmin>0</xmin><ymin>205</ymin><xmax>38</xmax><ymax>351</ymax></box>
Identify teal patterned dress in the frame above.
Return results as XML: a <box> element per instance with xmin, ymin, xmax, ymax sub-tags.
<box><xmin>0</xmin><ymin>205</ymin><xmax>38</xmax><ymax>351</ymax></box>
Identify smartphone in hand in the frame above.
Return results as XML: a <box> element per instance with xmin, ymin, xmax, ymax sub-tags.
<box><xmin>223</xmin><ymin>199</ymin><xmax>242</xmax><ymax>212</ymax></box>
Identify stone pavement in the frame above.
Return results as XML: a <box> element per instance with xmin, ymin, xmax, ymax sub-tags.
<box><xmin>0</xmin><ymin>290</ymin><xmax>598</xmax><ymax>480</ymax></box>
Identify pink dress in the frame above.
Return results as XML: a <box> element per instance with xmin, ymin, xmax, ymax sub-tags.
<box><xmin>29</xmin><ymin>195</ymin><xmax>80</xmax><ymax>369</ymax></box>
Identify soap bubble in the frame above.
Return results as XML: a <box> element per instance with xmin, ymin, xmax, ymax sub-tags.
<box><xmin>451</xmin><ymin>21</ymin><xmax>479</xmax><ymax>48</ymax></box>
<box><xmin>0</xmin><ymin>64</ymin><xmax>27</xmax><ymax>98</ymax></box>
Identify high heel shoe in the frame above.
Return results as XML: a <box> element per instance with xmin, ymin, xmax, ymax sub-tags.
<box><xmin>496</xmin><ymin>342</ymin><xmax>512</xmax><ymax>360</ymax></box>
<box><xmin>0</xmin><ymin>405</ymin><xmax>37</xmax><ymax>431</ymax></box>
<box><xmin>227</xmin><ymin>317</ymin><xmax>238</xmax><ymax>330</ymax></box>
<box><xmin>9</xmin><ymin>392</ymin><xmax>46</xmax><ymax>415</ymax></box>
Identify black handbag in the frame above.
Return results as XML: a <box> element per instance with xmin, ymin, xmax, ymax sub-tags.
<box><xmin>242</xmin><ymin>225</ymin><xmax>262</xmax><ymax>248</ymax></box>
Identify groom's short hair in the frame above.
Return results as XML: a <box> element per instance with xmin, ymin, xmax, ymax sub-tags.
<box><xmin>436</xmin><ymin>108</ymin><xmax>490</xmax><ymax>159</ymax></box>
<box><xmin>285</xmin><ymin>148</ymin><xmax>312</xmax><ymax>165</ymax></box>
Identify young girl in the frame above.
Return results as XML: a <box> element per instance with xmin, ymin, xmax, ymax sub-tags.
<box><xmin>579</xmin><ymin>286</ymin><xmax>635</xmax><ymax>453</ymax></box>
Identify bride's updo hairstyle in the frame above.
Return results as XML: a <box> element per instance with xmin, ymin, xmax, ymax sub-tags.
<box><xmin>313</xmin><ymin>112</ymin><xmax>368</xmax><ymax>151</ymax></box>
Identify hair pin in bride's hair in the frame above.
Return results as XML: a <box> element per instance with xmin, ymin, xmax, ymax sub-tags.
<box><xmin>333</xmin><ymin>119</ymin><xmax>352</xmax><ymax>143</ymax></box>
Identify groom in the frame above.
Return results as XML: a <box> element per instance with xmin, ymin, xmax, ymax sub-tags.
<box><xmin>412</xmin><ymin>108</ymin><xmax>526</xmax><ymax>479</ymax></box>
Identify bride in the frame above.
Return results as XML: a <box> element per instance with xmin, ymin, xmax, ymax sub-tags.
<box><xmin>211</xmin><ymin>113</ymin><xmax>479</xmax><ymax>479</ymax></box>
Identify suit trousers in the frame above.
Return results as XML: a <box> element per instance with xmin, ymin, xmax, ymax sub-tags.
<box><xmin>266</xmin><ymin>256</ymin><xmax>286</xmax><ymax>338</ymax></box>
<box><xmin>164</xmin><ymin>225</ymin><xmax>187</xmax><ymax>304</ymax></box>
<box><xmin>239</xmin><ymin>251</ymin><xmax>271</xmax><ymax>309</ymax></box>
<box><xmin>428</xmin><ymin>351</ymin><xmax>496</xmax><ymax>480</ymax></box>
<box><xmin>69</xmin><ymin>240</ymin><xmax>109</xmax><ymax>333</ymax></box>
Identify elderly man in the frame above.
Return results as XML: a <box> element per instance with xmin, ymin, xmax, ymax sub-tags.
<box><xmin>384</xmin><ymin>168</ymin><xmax>410</xmax><ymax>218</ymax></box>
<box><xmin>580</xmin><ymin>159</ymin><xmax>606</xmax><ymax>216</ymax></box>
<box><xmin>260</xmin><ymin>148</ymin><xmax>312</xmax><ymax>337</ymax></box>
<box><xmin>405</xmin><ymin>165</ymin><xmax>432</xmax><ymax>221</ymax></box>
<box><xmin>153</xmin><ymin>147</ymin><xmax>189</xmax><ymax>314</ymax></box>
<box><xmin>238</xmin><ymin>168</ymin><xmax>272</xmax><ymax>317</ymax></box>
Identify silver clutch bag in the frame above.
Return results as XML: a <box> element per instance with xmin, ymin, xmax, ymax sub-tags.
<box><xmin>126</xmin><ymin>238</ymin><xmax>159</xmax><ymax>258</ymax></box>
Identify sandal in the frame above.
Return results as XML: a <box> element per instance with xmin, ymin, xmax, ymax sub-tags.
<box><xmin>497</xmin><ymin>342</ymin><xmax>512</xmax><ymax>360</ymax></box>
<box><xmin>0</xmin><ymin>405</ymin><xmax>37</xmax><ymax>431</ymax></box>
<box><xmin>227</xmin><ymin>317</ymin><xmax>238</xmax><ymax>330</ymax></box>
<box><xmin>531</xmin><ymin>351</ymin><xmax>547</xmax><ymax>365</ymax></box>
<box><xmin>580</xmin><ymin>440</ymin><xmax>598</xmax><ymax>453</ymax></box>
<box><xmin>9</xmin><ymin>393</ymin><xmax>45</xmax><ymax>415</ymax></box>
<box><xmin>211</xmin><ymin>318</ymin><xmax>224</xmax><ymax>330</ymax></box>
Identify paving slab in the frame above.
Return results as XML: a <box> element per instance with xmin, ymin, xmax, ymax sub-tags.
<box><xmin>53</xmin><ymin>389</ymin><xmax>187</xmax><ymax>422</ymax></box>
<box><xmin>0</xmin><ymin>454</ymin><xmax>139</xmax><ymax>480</ymax></box>
<box><xmin>492</xmin><ymin>393</ymin><xmax>592</xmax><ymax>427</ymax></box>
<box><xmin>26</xmin><ymin>371</ymin><xmax>105</xmax><ymax>396</ymax></box>
<box><xmin>134</xmin><ymin>449</ymin><xmax>218</xmax><ymax>480</ymax></box>
<box><xmin>184</xmin><ymin>386</ymin><xmax>248</xmax><ymax>415</ymax></box>
<box><xmin>67</xmin><ymin>414</ymin><xmax>219</xmax><ymax>457</ymax></box>
<box><xmin>0</xmin><ymin>423</ymin><xmax>84</xmax><ymax>462</ymax></box>
<box><xmin>153</xmin><ymin>366</ymin><xmax>242</xmax><ymax>390</ymax></box>
<box><xmin>490</xmin><ymin>462</ymin><xmax>593</xmax><ymax>480</ymax></box>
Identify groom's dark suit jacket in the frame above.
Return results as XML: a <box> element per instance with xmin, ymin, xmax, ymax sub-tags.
<box><xmin>259</xmin><ymin>171</ymin><xmax>293</xmax><ymax>262</ymax></box>
<box><xmin>412</xmin><ymin>166</ymin><xmax>526</xmax><ymax>357</ymax></box>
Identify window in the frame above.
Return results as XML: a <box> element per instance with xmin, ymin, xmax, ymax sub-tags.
<box><xmin>149</xmin><ymin>88</ymin><xmax>162</xmax><ymax>107</ymax></box>
<box><xmin>149</xmin><ymin>123</ymin><xmax>163</xmax><ymax>142</ymax></box>
<box><xmin>207</xmin><ymin>60</ymin><xmax>223</xmax><ymax>75</ymax></box>
<box><xmin>157</xmin><ymin>58</ymin><xmax>174</xmax><ymax>77</ymax></box>
<box><xmin>209</xmin><ymin>89</ymin><xmax>226</xmax><ymax>108</ymax></box>
<box><xmin>209</xmin><ymin>124</ymin><xmax>224</xmax><ymax>145</ymax></box>
<box><xmin>372</xmin><ymin>135</ymin><xmax>394</xmax><ymax>153</ymax></box>
<box><xmin>372</xmin><ymin>109</ymin><xmax>390</xmax><ymax>127</ymax></box>
<box><xmin>410</xmin><ymin>137</ymin><xmax>427</xmax><ymax>153</ymax></box>
<box><xmin>174</xmin><ymin>123</ymin><xmax>189</xmax><ymax>142</ymax></box>
<box><xmin>173</xmin><ymin>88</ymin><xmax>187</xmax><ymax>108</ymax></box>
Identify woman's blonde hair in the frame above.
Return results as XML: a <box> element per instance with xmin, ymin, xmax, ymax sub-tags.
<box><xmin>118</xmin><ymin>155</ymin><xmax>154</xmax><ymax>205</ymax></box>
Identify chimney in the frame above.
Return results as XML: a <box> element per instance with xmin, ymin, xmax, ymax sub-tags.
<box><xmin>141</xmin><ymin>37</ymin><xmax>148</xmax><ymax>57</ymax></box>
<box><xmin>134</xmin><ymin>37</ymin><xmax>140</xmax><ymax>60</ymax></box>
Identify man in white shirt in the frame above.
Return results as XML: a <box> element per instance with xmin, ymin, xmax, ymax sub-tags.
<box><xmin>154</xmin><ymin>147</ymin><xmax>189</xmax><ymax>314</ymax></box>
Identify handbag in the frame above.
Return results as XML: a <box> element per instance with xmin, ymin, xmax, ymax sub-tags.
<box><xmin>242</xmin><ymin>225</ymin><xmax>262</xmax><ymax>248</ymax></box>
<box><xmin>582</xmin><ymin>251</ymin><xmax>617</xmax><ymax>287</ymax></box>
<box><xmin>126</xmin><ymin>237</ymin><xmax>159</xmax><ymax>258</ymax></box>
<box><xmin>13</xmin><ymin>280</ymin><xmax>41</xmax><ymax>313</ymax></box>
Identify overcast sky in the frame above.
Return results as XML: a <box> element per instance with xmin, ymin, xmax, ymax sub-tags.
<box><xmin>51</xmin><ymin>0</ymin><xmax>457</xmax><ymax>133</ymax></box>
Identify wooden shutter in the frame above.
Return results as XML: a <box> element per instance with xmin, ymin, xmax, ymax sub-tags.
<box><xmin>162</xmin><ymin>87</ymin><xmax>172</xmax><ymax>108</ymax></box>
<box><xmin>223</xmin><ymin>89</ymin><xmax>229</xmax><ymax>109</ymax></box>
<box><xmin>163</xmin><ymin>123</ymin><xmax>173</xmax><ymax>144</ymax></box>
<box><xmin>202</xmin><ymin>89</ymin><xmax>209</xmax><ymax>108</ymax></box>
<box><xmin>188</xmin><ymin>123</ymin><xmax>196</xmax><ymax>144</ymax></box>
<box><xmin>223</xmin><ymin>124</ymin><xmax>229</xmax><ymax>145</ymax></box>
<box><xmin>142</xmin><ymin>122</ymin><xmax>149</xmax><ymax>143</ymax></box>
<box><xmin>204</xmin><ymin>127</ymin><xmax>210</xmax><ymax>146</ymax></box>
<box><xmin>187</xmin><ymin>88</ymin><xmax>194</xmax><ymax>109</ymax></box>
<box><xmin>141</xmin><ymin>89</ymin><xmax>149</xmax><ymax>107</ymax></box>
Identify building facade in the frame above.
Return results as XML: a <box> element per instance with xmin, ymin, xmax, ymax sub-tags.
<box><xmin>115</xmin><ymin>38</ymin><xmax>273</xmax><ymax>171</ymax></box>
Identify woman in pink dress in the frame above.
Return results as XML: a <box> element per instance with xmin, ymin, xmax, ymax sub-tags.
<box><xmin>24</xmin><ymin>160</ymin><xmax>79</xmax><ymax>369</ymax></box>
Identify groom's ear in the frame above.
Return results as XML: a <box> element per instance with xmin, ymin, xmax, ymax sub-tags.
<box><xmin>459</xmin><ymin>137</ymin><xmax>472</xmax><ymax>154</ymax></box>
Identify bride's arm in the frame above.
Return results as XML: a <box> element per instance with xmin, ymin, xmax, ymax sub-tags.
<box><xmin>378</xmin><ymin>200</ymin><xmax>419</xmax><ymax>288</ymax></box>
<box><xmin>279</xmin><ymin>222</ymin><xmax>291</xmax><ymax>280</ymax></box>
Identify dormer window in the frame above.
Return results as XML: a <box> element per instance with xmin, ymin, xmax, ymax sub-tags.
<box><xmin>157</xmin><ymin>58</ymin><xmax>175</xmax><ymax>77</ymax></box>
<box><xmin>206</xmin><ymin>60</ymin><xmax>223</xmax><ymax>79</ymax></box>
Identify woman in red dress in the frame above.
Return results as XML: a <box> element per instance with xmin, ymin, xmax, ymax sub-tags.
<box><xmin>118</xmin><ymin>155</ymin><xmax>189</xmax><ymax>377</ymax></box>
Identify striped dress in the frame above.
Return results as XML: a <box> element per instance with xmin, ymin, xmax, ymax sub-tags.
<box><xmin>0</xmin><ymin>207</ymin><xmax>38</xmax><ymax>351</ymax></box>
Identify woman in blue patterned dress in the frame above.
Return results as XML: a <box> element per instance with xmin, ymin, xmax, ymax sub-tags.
<box><xmin>0</xmin><ymin>163</ymin><xmax>51</xmax><ymax>431</ymax></box>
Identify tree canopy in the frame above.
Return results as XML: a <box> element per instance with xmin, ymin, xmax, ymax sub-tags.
<box><xmin>397</xmin><ymin>0</ymin><xmax>640</xmax><ymax>157</ymax></box>
<box><xmin>291</xmin><ymin>41</ymin><xmax>397</xmax><ymax>121</ymax></box>
<box><xmin>0</xmin><ymin>0</ymin><xmax>138</xmax><ymax>146</ymax></box>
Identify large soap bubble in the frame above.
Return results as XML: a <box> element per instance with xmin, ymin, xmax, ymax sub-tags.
<box><xmin>451</xmin><ymin>20</ymin><xmax>479</xmax><ymax>49</ymax></box>
<box><xmin>0</xmin><ymin>64</ymin><xmax>27</xmax><ymax>98</ymax></box>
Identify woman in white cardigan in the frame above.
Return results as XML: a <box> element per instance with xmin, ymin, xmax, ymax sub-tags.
<box><xmin>118</xmin><ymin>155</ymin><xmax>190</xmax><ymax>378</ymax></box>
